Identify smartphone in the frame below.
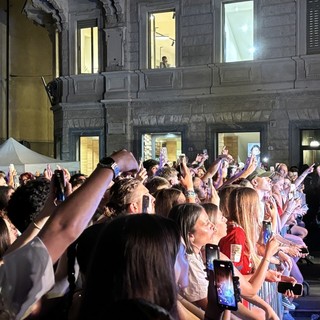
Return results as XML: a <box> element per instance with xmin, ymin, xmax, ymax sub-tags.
<box><xmin>179</xmin><ymin>154</ymin><xmax>186</xmax><ymax>176</ymax></box>
<box><xmin>54</xmin><ymin>169</ymin><xmax>66</xmax><ymax>201</ymax></box>
<box><xmin>205</xmin><ymin>243</ymin><xmax>220</xmax><ymax>276</ymax></box>
<box><xmin>207</xmin><ymin>177</ymin><xmax>213</xmax><ymax>197</ymax></box>
<box><xmin>142</xmin><ymin>195</ymin><xmax>149</xmax><ymax>213</ymax></box>
<box><xmin>277</xmin><ymin>282</ymin><xmax>303</xmax><ymax>296</ymax></box>
<box><xmin>213</xmin><ymin>260</ymin><xmax>238</xmax><ymax>311</ymax></box>
<box><xmin>262</xmin><ymin>220</ymin><xmax>272</xmax><ymax>244</ymax></box>
<box><xmin>299</xmin><ymin>247</ymin><xmax>309</xmax><ymax>254</ymax></box>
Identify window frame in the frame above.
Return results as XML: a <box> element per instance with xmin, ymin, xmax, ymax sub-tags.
<box><xmin>138</xmin><ymin>1</ymin><xmax>180</xmax><ymax>69</ymax></box>
<box><xmin>214</xmin><ymin>0</ymin><xmax>258</xmax><ymax>63</ymax></box>
<box><xmin>77</xmin><ymin>19</ymin><xmax>99</xmax><ymax>74</ymax></box>
<box><xmin>134</xmin><ymin>125</ymin><xmax>187</xmax><ymax>161</ymax></box>
<box><xmin>306</xmin><ymin>0</ymin><xmax>320</xmax><ymax>55</ymax></box>
<box><xmin>208</xmin><ymin>122</ymin><xmax>268</xmax><ymax>162</ymax></box>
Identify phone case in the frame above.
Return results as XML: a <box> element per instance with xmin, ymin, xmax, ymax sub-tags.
<box><xmin>205</xmin><ymin>244</ymin><xmax>220</xmax><ymax>276</ymax></box>
<box><xmin>299</xmin><ymin>247</ymin><xmax>309</xmax><ymax>254</ymax></box>
<box><xmin>54</xmin><ymin>170</ymin><xmax>65</xmax><ymax>201</ymax></box>
<box><xmin>213</xmin><ymin>259</ymin><xmax>238</xmax><ymax>311</ymax></box>
<box><xmin>142</xmin><ymin>195</ymin><xmax>149</xmax><ymax>213</ymax></box>
<box><xmin>262</xmin><ymin>220</ymin><xmax>272</xmax><ymax>244</ymax></box>
<box><xmin>277</xmin><ymin>282</ymin><xmax>303</xmax><ymax>296</ymax></box>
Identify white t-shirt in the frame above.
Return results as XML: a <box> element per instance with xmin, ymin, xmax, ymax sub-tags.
<box><xmin>0</xmin><ymin>237</ymin><xmax>55</xmax><ymax>319</ymax></box>
<box><xmin>182</xmin><ymin>252</ymin><xmax>208</xmax><ymax>302</ymax></box>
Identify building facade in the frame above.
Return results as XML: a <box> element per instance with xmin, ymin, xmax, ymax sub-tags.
<box><xmin>2</xmin><ymin>0</ymin><xmax>320</xmax><ymax>174</ymax></box>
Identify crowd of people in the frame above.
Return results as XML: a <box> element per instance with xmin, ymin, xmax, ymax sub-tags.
<box><xmin>0</xmin><ymin>146</ymin><xmax>319</xmax><ymax>320</ymax></box>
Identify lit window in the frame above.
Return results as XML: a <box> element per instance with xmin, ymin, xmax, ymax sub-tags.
<box><xmin>142</xmin><ymin>132</ymin><xmax>181</xmax><ymax>163</ymax></box>
<box><xmin>223</xmin><ymin>1</ymin><xmax>254</xmax><ymax>62</ymax></box>
<box><xmin>149</xmin><ymin>10</ymin><xmax>176</xmax><ymax>69</ymax></box>
<box><xmin>218</xmin><ymin>132</ymin><xmax>260</xmax><ymax>165</ymax></box>
<box><xmin>78</xmin><ymin>20</ymin><xmax>99</xmax><ymax>73</ymax></box>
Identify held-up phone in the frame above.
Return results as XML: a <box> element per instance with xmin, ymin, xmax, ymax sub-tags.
<box><xmin>299</xmin><ymin>247</ymin><xmax>309</xmax><ymax>254</ymax></box>
<box><xmin>205</xmin><ymin>243</ymin><xmax>220</xmax><ymax>276</ymax></box>
<box><xmin>213</xmin><ymin>260</ymin><xmax>238</xmax><ymax>311</ymax></box>
<box><xmin>207</xmin><ymin>177</ymin><xmax>213</xmax><ymax>198</ymax></box>
<box><xmin>262</xmin><ymin>220</ymin><xmax>272</xmax><ymax>244</ymax></box>
<box><xmin>179</xmin><ymin>154</ymin><xmax>186</xmax><ymax>176</ymax></box>
<box><xmin>277</xmin><ymin>282</ymin><xmax>303</xmax><ymax>296</ymax></box>
<box><xmin>54</xmin><ymin>169</ymin><xmax>66</xmax><ymax>202</ymax></box>
<box><xmin>142</xmin><ymin>195</ymin><xmax>149</xmax><ymax>213</ymax></box>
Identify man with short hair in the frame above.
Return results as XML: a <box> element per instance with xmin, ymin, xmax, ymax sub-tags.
<box><xmin>106</xmin><ymin>178</ymin><xmax>155</xmax><ymax>216</ymax></box>
<box><xmin>142</xmin><ymin>159</ymin><xmax>159</xmax><ymax>182</ymax></box>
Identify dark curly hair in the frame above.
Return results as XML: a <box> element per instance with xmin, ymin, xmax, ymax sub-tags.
<box><xmin>7</xmin><ymin>177</ymin><xmax>50</xmax><ymax>232</ymax></box>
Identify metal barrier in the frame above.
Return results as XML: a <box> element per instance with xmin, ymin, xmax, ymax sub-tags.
<box><xmin>250</xmin><ymin>264</ymin><xmax>284</xmax><ymax>319</ymax></box>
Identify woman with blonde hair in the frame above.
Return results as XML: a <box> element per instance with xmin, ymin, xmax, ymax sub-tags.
<box><xmin>219</xmin><ymin>187</ymin><xmax>262</xmax><ymax>274</ymax></box>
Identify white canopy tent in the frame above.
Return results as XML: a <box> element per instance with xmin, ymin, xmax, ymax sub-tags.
<box><xmin>0</xmin><ymin>137</ymin><xmax>80</xmax><ymax>174</ymax></box>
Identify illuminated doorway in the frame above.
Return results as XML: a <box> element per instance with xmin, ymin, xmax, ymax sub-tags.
<box><xmin>142</xmin><ymin>132</ymin><xmax>181</xmax><ymax>163</ymax></box>
<box><xmin>79</xmin><ymin>136</ymin><xmax>100</xmax><ymax>175</ymax></box>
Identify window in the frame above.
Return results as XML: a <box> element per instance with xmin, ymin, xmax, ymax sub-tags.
<box><xmin>223</xmin><ymin>1</ymin><xmax>254</xmax><ymax>62</ymax></box>
<box><xmin>149</xmin><ymin>10</ymin><xmax>176</xmax><ymax>69</ymax></box>
<box><xmin>301</xmin><ymin>129</ymin><xmax>320</xmax><ymax>164</ymax></box>
<box><xmin>307</xmin><ymin>0</ymin><xmax>320</xmax><ymax>54</ymax></box>
<box><xmin>78</xmin><ymin>20</ymin><xmax>99</xmax><ymax>74</ymax></box>
<box><xmin>217</xmin><ymin>131</ymin><xmax>262</xmax><ymax>166</ymax></box>
<box><xmin>142</xmin><ymin>132</ymin><xmax>181</xmax><ymax>163</ymax></box>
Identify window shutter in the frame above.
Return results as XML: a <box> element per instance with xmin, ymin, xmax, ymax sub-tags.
<box><xmin>307</xmin><ymin>0</ymin><xmax>320</xmax><ymax>54</ymax></box>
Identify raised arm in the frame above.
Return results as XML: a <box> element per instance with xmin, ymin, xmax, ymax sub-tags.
<box><xmin>39</xmin><ymin>150</ymin><xmax>138</xmax><ymax>264</ymax></box>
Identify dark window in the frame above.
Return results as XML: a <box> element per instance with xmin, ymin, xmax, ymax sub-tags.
<box><xmin>307</xmin><ymin>0</ymin><xmax>320</xmax><ymax>54</ymax></box>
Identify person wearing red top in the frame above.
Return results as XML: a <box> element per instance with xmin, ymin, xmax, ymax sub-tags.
<box><xmin>219</xmin><ymin>221</ymin><xmax>253</xmax><ymax>275</ymax></box>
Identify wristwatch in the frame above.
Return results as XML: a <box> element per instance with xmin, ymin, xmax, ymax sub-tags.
<box><xmin>98</xmin><ymin>157</ymin><xmax>121</xmax><ymax>179</ymax></box>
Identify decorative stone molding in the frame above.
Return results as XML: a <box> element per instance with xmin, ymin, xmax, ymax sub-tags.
<box><xmin>23</xmin><ymin>0</ymin><xmax>68</xmax><ymax>32</ymax></box>
<box><xmin>100</xmin><ymin>0</ymin><xmax>125</xmax><ymax>26</ymax></box>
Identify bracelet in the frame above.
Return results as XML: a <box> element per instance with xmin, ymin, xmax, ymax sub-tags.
<box><xmin>185</xmin><ymin>190</ymin><xmax>196</xmax><ymax>198</ymax></box>
<box><xmin>33</xmin><ymin>222</ymin><xmax>41</xmax><ymax>230</ymax></box>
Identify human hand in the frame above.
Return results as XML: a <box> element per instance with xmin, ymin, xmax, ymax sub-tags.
<box><xmin>179</xmin><ymin>162</ymin><xmax>194</xmax><ymax>191</ymax></box>
<box><xmin>243</xmin><ymin>154</ymin><xmax>258</xmax><ymax>176</ymax></box>
<box><xmin>207</xmin><ymin>184</ymin><xmax>220</xmax><ymax>207</ymax></box>
<box><xmin>278</xmin><ymin>251</ymin><xmax>293</xmax><ymax>271</ymax></box>
<box><xmin>205</xmin><ymin>269</ymin><xmax>225</xmax><ymax>320</ymax></box>
<box><xmin>264</xmin><ymin>235</ymin><xmax>280</xmax><ymax>258</ymax></box>
<box><xmin>265</xmin><ymin>269</ymin><xmax>282</xmax><ymax>282</ymax></box>
<box><xmin>44</xmin><ymin>164</ymin><xmax>53</xmax><ymax>180</ymax></box>
<box><xmin>110</xmin><ymin>149</ymin><xmax>139</xmax><ymax>175</ymax></box>
<box><xmin>135</xmin><ymin>166</ymin><xmax>148</xmax><ymax>183</ymax></box>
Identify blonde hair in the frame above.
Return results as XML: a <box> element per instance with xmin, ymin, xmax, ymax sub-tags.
<box><xmin>227</xmin><ymin>187</ymin><xmax>261</xmax><ymax>270</ymax></box>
